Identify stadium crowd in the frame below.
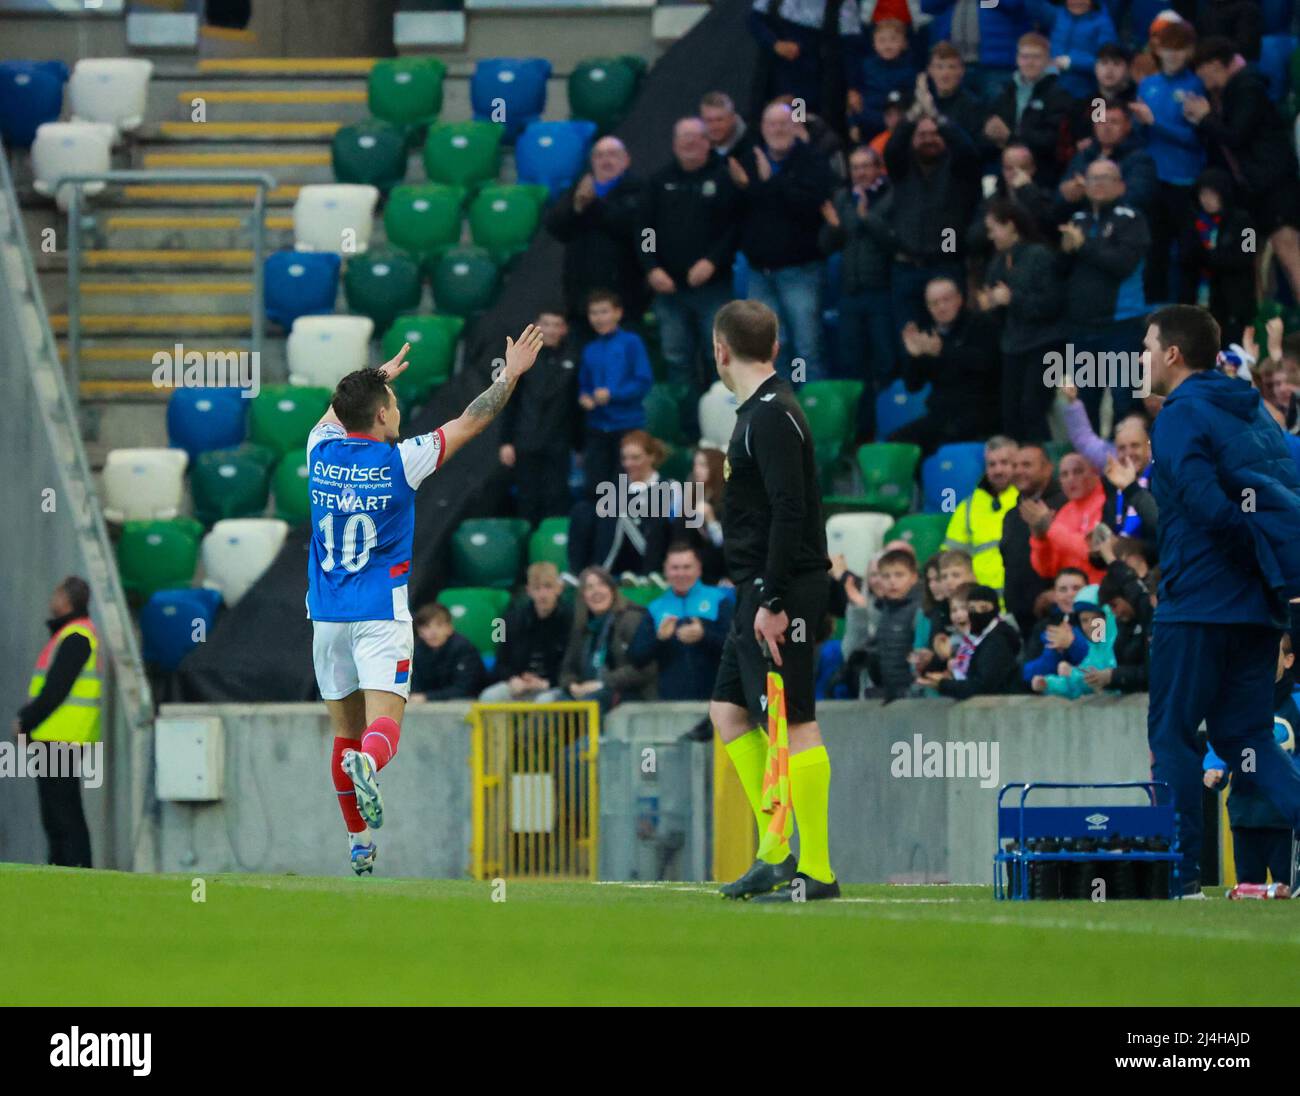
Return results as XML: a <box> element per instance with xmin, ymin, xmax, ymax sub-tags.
<box><xmin>404</xmin><ymin>0</ymin><xmax>1300</xmax><ymax>727</ymax></box>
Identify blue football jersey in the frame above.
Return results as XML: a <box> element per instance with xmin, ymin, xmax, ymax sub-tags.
<box><xmin>306</xmin><ymin>422</ymin><xmax>445</xmax><ymax>622</ymax></box>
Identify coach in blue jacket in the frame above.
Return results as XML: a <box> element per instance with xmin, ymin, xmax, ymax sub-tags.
<box><xmin>1145</xmin><ymin>304</ymin><xmax>1300</xmax><ymax>896</ymax></box>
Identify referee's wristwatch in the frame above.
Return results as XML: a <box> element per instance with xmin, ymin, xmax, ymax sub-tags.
<box><xmin>760</xmin><ymin>594</ymin><xmax>784</xmax><ymax>616</ymax></box>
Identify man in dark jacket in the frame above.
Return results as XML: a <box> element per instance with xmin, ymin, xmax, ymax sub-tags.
<box><xmin>1001</xmin><ymin>442</ymin><xmax>1066</xmax><ymax>635</ymax></box>
<box><xmin>478</xmin><ymin>562</ymin><xmax>573</xmax><ymax>701</ymax></box>
<box><xmin>544</xmin><ymin>136</ymin><xmax>647</xmax><ymax>333</ymax></box>
<box><xmin>965</xmin><ymin>142</ymin><xmax>1058</xmax><ymax>265</ymax></box>
<box><xmin>1056</xmin><ymin>99</ymin><xmax>1158</xmax><ymax>216</ymax></box>
<box><xmin>888</xmin><ymin>276</ymin><xmax>1001</xmax><ymax>455</ymax></box>
<box><xmin>640</xmin><ymin>116</ymin><xmax>739</xmax><ymax>398</ymax></box>
<box><xmin>730</xmin><ymin>101</ymin><xmax>835</xmax><ymax>382</ymax></box>
<box><xmin>980</xmin><ymin>33</ymin><xmax>1074</xmax><ymax>183</ymax></box>
<box><xmin>1095</xmin><ymin>541</ymin><xmax>1153</xmax><ymax>693</ymax></box>
<box><xmin>1145</xmin><ymin>304</ymin><xmax>1300</xmax><ymax>895</ymax></box>
<box><xmin>922</xmin><ymin>42</ymin><xmax>988</xmax><ymax>146</ymax></box>
<box><xmin>411</xmin><ymin>603</ymin><xmax>486</xmax><ymax>701</ymax></box>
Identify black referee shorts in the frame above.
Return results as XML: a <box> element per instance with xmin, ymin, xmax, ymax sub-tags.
<box><xmin>711</xmin><ymin>570</ymin><xmax>829</xmax><ymax>727</ymax></box>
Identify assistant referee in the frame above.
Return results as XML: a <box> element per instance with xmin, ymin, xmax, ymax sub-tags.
<box><xmin>707</xmin><ymin>299</ymin><xmax>838</xmax><ymax>902</ymax></box>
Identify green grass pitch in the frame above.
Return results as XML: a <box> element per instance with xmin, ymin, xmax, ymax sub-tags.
<box><xmin>4</xmin><ymin>863</ymin><xmax>1299</xmax><ymax>1005</ymax></box>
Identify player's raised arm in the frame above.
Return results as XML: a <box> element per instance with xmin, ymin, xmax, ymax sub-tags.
<box><xmin>312</xmin><ymin>342</ymin><xmax>411</xmax><ymax>432</ymax></box>
<box><xmin>437</xmin><ymin>324</ymin><xmax>545</xmax><ymax>464</ymax></box>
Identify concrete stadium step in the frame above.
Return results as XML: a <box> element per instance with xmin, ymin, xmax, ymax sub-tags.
<box><xmin>149</xmin><ymin>121</ymin><xmax>347</xmax><ymax>142</ymax></box>
<box><xmin>93</xmin><ymin>212</ymin><xmax>294</xmax><ymax>251</ymax></box>
<box><xmin>196</xmin><ymin>57</ymin><xmax>381</xmax><ymax>75</ymax></box>
<box><xmin>58</xmin><ymin>338</ymin><xmax>288</xmax><ymax>381</ymax></box>
<box><xmin>51</xmin><ymin>314</ymin><xmax>253</xmax><ymax>336</ymax></box>
<box><xmin>81</xmin><ymin>249</ymin><xmax>257</xmax><ymax>268</ymax></box>
<box><xmin>135</xmin><ymin>146</ymin><xmax>335</xmax><ymax>186</ymax></box>
<box><xmin>40</xmin><ymin>275</ymin><xmax>257</xmax><ymax>316</ymax></box>
<box><xmin>117</xmin><ymin>184</ymin><xmax>302</xmax><ymax>205</ymax></box>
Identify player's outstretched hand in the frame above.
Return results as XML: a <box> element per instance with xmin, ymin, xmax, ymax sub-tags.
<box><xmin>379</xmin><ymin>342</ymin><xmax>410</xmax><ymax>381</ymax></box>
<box><xmin>505</xmin><ymin>324</ymin><xmax>545</xmax><ymax>379</ymax></box>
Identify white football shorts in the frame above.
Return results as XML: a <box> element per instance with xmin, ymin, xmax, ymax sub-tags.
<box><xmin>312</xmin><ymin>619</ymin><xmax>415</xmax><ymax>701</ymax></box>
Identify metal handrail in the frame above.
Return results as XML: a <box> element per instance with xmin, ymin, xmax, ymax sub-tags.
<box><xmin>51</xmin><ymin>169</ymin><xmax>277</xmax><ymax>394</ymax></box>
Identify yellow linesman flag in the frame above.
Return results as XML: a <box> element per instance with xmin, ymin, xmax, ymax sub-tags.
<box><xmin>756</xmin><ymin>665</ymin><xmax>791</xmax><ymax>860</ymax></box>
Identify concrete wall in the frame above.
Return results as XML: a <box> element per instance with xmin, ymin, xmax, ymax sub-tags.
<box><xmin>154</xmin><ymin>695</ymin><xmax>1153</xmax><ymax>883</ymax></box>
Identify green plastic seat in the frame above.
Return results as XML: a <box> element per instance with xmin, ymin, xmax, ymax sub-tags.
<box><xmin>885</xmin><ymin>513</ymin><xmax>951</xmax><ymax>565</ymax></box>
<box><xmin>331</xmin><ymin>119</ymin><xmax>408</xmax><ymax>192</ymax></box>
<box><xmin>823</xmin><ymin>442</ymin><xmax>920</xmax><ymax>516</ymax></box>
<box><xmin>528</xmin><ymin>516</ymin><xmax>570</xmax><ymax>570</ymax></box>
<box><xmin>568</xmin><ymin>55</ymin><xmax>645</xmax><ymax>132</ymax></box>
<box><xmin>117</xmin><ymin>517</ymin><xmax>204</xmax><ymax>601</ymax></box>
<box><xmin>817</xmin><ymin>379</ymin><xmax>865</xmax><ymax>415</ymax></box>
<box><xmin>617</xmin><ymin>583</ymin><xmax>661</xmax><ymax>608</ymax></box>
<box><xmin>382</xmin><ymin>313</ymin><xmax>464</xmax><ymax>404</ymax></box>
<box><xmin>1043</xmin><ymin>439</ymin><xmax>1072</xmax><ymax>468</ymax></box>
<box><xmin>383</xmin><ymin>183</ymin><xmax>466</xmax><ymax>263</ymax></box>
<box><xmin>343</xmin><ymin>250</ymin><xmax>423</xmax><ymax>331</ymax></box>
<box><xmin>644</xmin><ymin>382</ymin><xmax>688</xmax><ymax>446</ymax></box>
<box><xmin>248</xmin><ymin>384</ymin><xmax>332</xmax><ymax>457</ymax></box>
<box><xmin>271</xmin><ymin>451</ymin><xmax>312</xmax><ymax>525</ymax></box>
<box><xmin>423</xmin><ymin>121</ymin><xmax>504</xmax><ymax>191</ymax></box>
<box><xmin>658</xmin><ymin>444</ymin><xmax>694</xmax><ymax>484</ymax></box>
<box><xmin>436</xmin><ymin>586</ymin><xmax>512</xmax><ymax>655</ymax></box>
<box><xmin>429</xmin><ymin>245</ymin><xmax>500</xmax><ymax>316</ymax></box>
<box><xmin>190</xmin><ymin>443</ymin><xmax>276</xmax><ymax>525</ymax></box>
<box><xmin>467</xmin><ymin>183</ymin><xmax>548</xmax><ymax>265</ymax></box>
<box><xmin>450</xmin><ymin>517</ymin><xmax>531</xmax><ymax>589</ymax></box>
<box><xmin>368</xmin><ymin>56</ymin><xmax>446</xmax><ymax>132</ymax></box>
<box><xmin>798</xmin><ymin>382</ymin><xmax>854</xmax><ymax>463</ymax></box>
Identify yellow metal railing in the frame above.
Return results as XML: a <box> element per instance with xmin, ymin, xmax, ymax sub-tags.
<box><xmin>469</xmin><ymin>702</ymin><xmax>600</xmax><ymax>880</ymax></box>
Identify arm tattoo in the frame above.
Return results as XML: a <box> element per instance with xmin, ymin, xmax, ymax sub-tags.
<box><xmin>464</xmin><ymin>375</ymin><xmax>516</xmax><ymax>423</ymax></box>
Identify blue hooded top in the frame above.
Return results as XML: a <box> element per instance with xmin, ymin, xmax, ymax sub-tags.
<box><xmin>1151</xmin><ymin>369</ymin><xmax>1300</xmax><ymax>629</ymax></box>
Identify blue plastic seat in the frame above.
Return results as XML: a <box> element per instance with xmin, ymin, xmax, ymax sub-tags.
<box><xmin>514</xmin><ymin>119</ymin><xmax>597</xmax><ymax>197</ymax></box>
<box><xmin>1259</xmin><ymin>34</ymin><xmax>1297</xmax><ymax>102</ymax></box>
<box><xmin>0</xmin><ymin>60</ymin><xmax>68</xmax><ymax>148</ymax></box>
<box><xmin>875</xmin><ymin>379</ymin><xmax>930</xmax><ymax>439</ymax></box>
<box><xmin>470</xmin><ymin>57</ymin><xmax>552</xmax><ymax>141</ymax></box>
<box><xmin>166</xmin><ymin>387</ymin><xmax>248</xmax><ymax>460</ymax></box>
<box><xmin>921</xmin><ymin>441</ymin><xmax>987</xmax><ymax>514</ymax></box>
<box><xmin>140</xmin><ymin>587</ymin><xmax>223</xmax><ymax>671</ymax></box>
<box><xmin>263</xmin><ymin>249</ymin><xmax>340</xmax><ymax>329</ymax></box>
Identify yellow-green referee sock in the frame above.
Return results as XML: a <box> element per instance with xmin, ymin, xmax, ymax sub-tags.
<box><xmin>723</xmin><ymin>728</ymin><xmax>792</xmax><ymax>864</ymax></box>
<box><xmin>790</xmin><ymin>745</ymin><xmax>835</xmax><ymax>884</ymax></box>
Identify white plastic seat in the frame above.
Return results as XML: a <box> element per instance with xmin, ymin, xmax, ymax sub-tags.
<box><xmin>697</xmin><ymin>380</ymin><xmax>739</xmax><ymax>449</ymax></box>
<box><xmin>19</xmin><ymin>300</ymin><xmax>44</xmax><ymax>352</ymax></box>
<box><xmin>293</xmin><ymin>184</ymin><xmax>380</xmax><ymax>254</ymax></box>
<box><xmin>68</xmin><ymin>58</ymin><xmax>154</xmax><ymax>140</ymax></box>
<box><xmin>102</xmin><ymin>447</ymin><xmax>189</xmax><ymax>524</ymax></box>
<box><xmin>201</xmin><ymin>518</ymin><xmax>289</xmax><ymax>607</ymax></box>
<box><xmin>287</xmin><ymin>314</ymin><xmax>373</xmax><ymax>388</ymax></box>
<box><xmin>31</xmin><ymin>122</ymin><xmax>114</xmax><ymax>211</ymax></box>
<box><xmin>826</xmin><ymin>512</ymin><xmax>897</xmax><ymax>579</ymax></box>
<box><xmin>2</xmin><ymin>243</ymin><xmax>28</xmax><ymax>294</ymax></box>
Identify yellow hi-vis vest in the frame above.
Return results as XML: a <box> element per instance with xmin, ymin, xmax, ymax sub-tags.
<box><xmin>27</xmin><ymin>617</ymin><xmax>101</xmax><ymax>743</ymax></box>
<box><xmin>943</xmin><ymin>484</ymin><xmax>1019</xmax><ymax>595</ymax></box>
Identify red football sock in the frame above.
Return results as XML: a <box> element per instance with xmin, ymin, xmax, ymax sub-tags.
<box><xmin>331</xmin><ymin>737</ymin><xmax>365</xmax><ymax>834</ymax></box>
<box><xmin>361</xmin><ymin>716</ymin><xmax>401</xmax><ymax>771</ymax></box>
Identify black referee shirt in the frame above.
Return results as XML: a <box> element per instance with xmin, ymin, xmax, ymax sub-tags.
<box><xmin>720</xmin><ymin>372</ymin><xmax>829</xmax><ymax>600</ymax></box>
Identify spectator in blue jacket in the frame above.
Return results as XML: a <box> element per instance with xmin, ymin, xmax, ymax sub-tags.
<box><xmin>1129</xmin><ymin>18</ymin><xmax>1203</xmax><ymax>301</ymax></box>
<box><xmin>1145</xmin><ymin>304</ymin><xmax>1300</xmax><ymax>896</ymax></box>
<box><xmin>1021</xmin><ymin>566</ymin><xmax>1090</xmax><ymax>686</ymax></box>
<box><xmin>1030</xmin><ymin>584</ymin><xmax>1119</xmax><ymax>696</ymax></box>
<box><xmin>628</xmin><ymin>542</ymin><xmax>734</xmax><ymax>701</ymax></box>
<box><xmin>922</xmin><ymin>0</ymin><xmax>1033</xmax><ymax>100</ymax></box>
<box><xmin>578</xmin><ymin>289</ymin><xmax>654</xmax><ymax>496</ymax></box>
<box><xmin>848</xmin><ymin>18</ymin><xmax>918</xmax><ymax>143</ymax></box>
<box><xmin>1030</xmin><ymin>0</ymin><xmax>1119</xmax><ymax>100</ymax></box>
<box><xmin>1057</xmin><ymin>98</ymin><xmax>1157</xmax><ymax>215</ymax></box>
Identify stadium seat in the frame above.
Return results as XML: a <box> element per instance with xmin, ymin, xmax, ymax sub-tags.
<box><xmin>644</xmin><ymin>383</ymin><xmax>689</xmax><ymax>446</ymax></box>
<box><xmin>698</xmin><ymin>381</ymin><xmax>740</xmax><ymax>448</ymax></box>
<box><xmin>201</xmin><ymin>518</ymin><xmax>289</xmax><ymax>608</ymax></box>
<box><xmin>429</xmin><ymin>246</ymin><xmax>500</xmax><ymax>316</ymax></box>
<box><xmin>1044</xmin><ymin>439</ymin><xmax>1072</xmax><ymax>468</ymax></box>
<box><xmin>823</xmin><ymin>442</ymin><xmax>920</xmax><ymax>517</ymax></box>
<box><xmin>423</xmin><ymin>121</ymin><xmax>504</xmax><ymax>190</ymax></box>
<box><xmin>618</xmin><ymin>583</ymin><xmax>661</xmax><ymax>608</ymax></box>
<box><xmin>798</xmin><ymin>382</ymin><xmax>854</xmax><ymax>481</ymax></box>
<box><xmin>875</xmin><ymin>379</ymin><xmax>930</xmax><ymax>440</ymax></box>
<box><xmin>568</xmin><ymin>55</ymin><xmax>645</xmax><ymax>132</ymax></box>
<box><xmin>885</xmin><ymin>513</ymin><xmax>951</xmax><ymax>565</ymax></box>
<box><xmin>166</xmin><ymin>387</ymin><xmax>248</xmax><ymax>460</ymax></box>
<box><xmin>922</xmin><ymin>442</ymin><xmax>986</xmax><ymax>515</ymax></box>
<box><xmin>117</xmin><ymin>518</ymin><xmax>204</xmax><ymax>601</ymax></box>
<box><xmin>190</xmin><ymin>443</ymin><xmax>276</xmax><ymax>526</ymax></box>
<box><xmin>0</xmin><ymin>60</ymin><xmax>68</xmax><ymax>148</ymax></box>
<box><xmin>825</xmin><ymin>512</ymin><xmax>896</xmax><ymax>577</ymax></box>
<box><xmin>342</xmin><ymin>250</ymin><xmax>423</xmax><ymax>330</ymax></box>
<box><xmin>263</xmin><ymin>249</ymin><xmax>340</xmax><ymax>330</ymax></box>
<box><xmin>270</xmin><ymin>452</ymin><xmax>312</xmax><ymax>525</ymax></box>
<box><xmin>381</xmin><ymin>313</ymin><xmax>463</xmax><ymax>403</ymax></box>
<box><xmin>436</xmin><ymin>586</ymin><xmax>511</xmax><ymax>655</ymax></box>
<box><xmin>248</xmin><ymin>384</ymin><xmax>332</xmax><ymax>457</ymax></box>
<box><xmin>451</xmin><ymin>517</ymin><xmax>531</xmax><ymax>588</ymax></box>
<box><xmin>331</xmin><ymin>119</ymin><xmax>408</xmax><ymax>192</ymax></box>
<box><xmin>658</xmin><ymin>443</ymin><xmax>694</xmax><ymax>485</ymax></box>
<box><xmin>467</xmin><ymin>183</ymin><xmax>548</xmax><ymax>265</ymax></box>
<box><xmin>139</xmin><ymin>587</ymin><xmax>224</xmax><ymax>672</ymax></box>
<box><xmin>514</xmin><ymin>120</ymin><xmax>598</xmax><ymax>197</ymax></box>
<box><xmin>293</xmin><ymin>184</ymin><xmax>380</xmax><ymax>254</ymax></box>
<box><xmin>383</xmin><ymin>183</ymin><xmax>466</xmax><ymax>263</ymax></box>
<box><xmin>529</xmin><ymin>517</ymin><xmax>570</xmax><ymax>570</ymax></box>
<box><xmin>67</xmin><ymin>58</ymin><xmax>153</xmax><ymax>140</ymax></box>
<box><xmin>287</xmin><ymin>314</ymin><xmax>373</xmax><ymax>389</ymax></box>
<box><xmin>1259</xmin><ymin>35</ymin><xmax>1297</xmax><ymax>102</ymax></box>
<box><xmin>368</xmin><ymin>56</ymin><xmax>446</xmax><ymax>132</ymax></box>
<box><xmin>471</xmin><ymin>57</ymin><xmax>551</xmax><ymax>141</ymax></box>
<box><xmin>102</xmin><ymin>448</ymin><xmax>189</xmax><ymax>524</ymax></box>
<box><xmin>30</xmin><ymin>121</ymin><xmax>114</xmax><ymax>210</ymax></box>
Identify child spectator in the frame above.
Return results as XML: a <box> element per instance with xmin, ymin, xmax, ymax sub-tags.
<box><xmin>920</xmin><ymin>584</ymin><xmax>1023</xmax><ymax>697</ymax></box>
<box><xmin>1177</xmin><ymin>169</ymin><xmax>1256</xmax><ymax>343</ymax></box>
<box><xmin>1030</xmin><ymin>0</ymin><xmax>1118</xmax><ymax>100</ymax></box>
<box><xmin>912</xmin><ymin>548</ymin><xmax>975</xmax><ymax>674</ymax></box>
<box><xmin>843</xmin><ymin>547</ymin><xmax>924</xmax><ymax>700</ymax></box>
<box><xmin>411</xmin><ymin>603</ymin><xmax>487</xmax><ymax>701</ymax></box>
<box><xmin>1070</xmin><ymin>42</ymin><xmax>1135</xmax><ymax>140</ymax></box>
<box><xmin>848</xmin><ymin>18</ymin><xmax>917</xmax><ymax>143</ymax></box>
<box><xmin>578</xmin><ymin>289</ymin><xmax>654</xmax><ymax>496</ymax></box>
<box><xmin>1204</xmin><ymin>634</ymin><xmax>1300</xmax><ymax>885</ymax></box>
<box><xmin>1095</xmin><ymin>537</ymin><xmax>1155</xmax><ymax>693</ymax></box>
<box><xmin>1030</xmin><ymin>584</ymin><xmax>1118</xmax><ymax>697</ymax></box>
<box><xmin>1021</xmin><ymin>567</ymin><xmax>1090</xmax><ymax>688</ymax></box>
